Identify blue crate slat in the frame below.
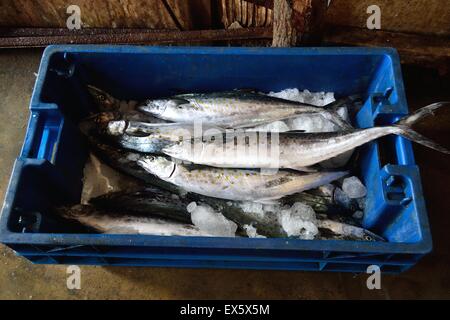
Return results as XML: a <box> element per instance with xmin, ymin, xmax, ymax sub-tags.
<box><xmin>0</xmin><ymin>45</ymin><xmax>432</xmax><ymax>273</ymax></box>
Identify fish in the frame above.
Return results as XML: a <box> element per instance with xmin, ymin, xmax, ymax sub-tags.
<box><xmin>89</xmin><ymin>187</ymin><xmax>283</xmax><ymax>237</ymax></box>
<box><xmin>87</xmin><ymin>85</ymin><xmax>123</xmax><ymax>112</ymax></box>
<box><xmin>137</xmin><ymin>156</ymin><xmax>348</xmax><ymax>202</ymax></box>
<box><xmin>281</xmin><ymin>191</ymin><xmax>357</xmax><ymax>215</ymax></box>
<box><xmin>88</xmin><ymin>187</ymin><xmax>376</xmax><ymax>240</ymax></box>
<box><xmin>316</xmin><ymin>219</ymin><xmax>385</xmax><ymax>241</ymax></box>
<box><xmin>79</xmin><ymin>111</ymin><xmax>165</xmax><ymax>136</ymax></box>
<box><xmin>162</xmin><ymin>102</ymin><xmax>450</xmax><ymax>170</ymax></box>
<box><xmin>90</xmin><ymin>187</ymin><xmax>192</xmax><ymax>223</ymax></box>
<box><xmin>55</xmin><ymin>204</ymin><xmax>213</xmax><ymax>236</ymax></box>
<box><xmin>247</xmin><ymin>105</ymin><xmax>351</xmax><ymax>133</ymax></box>
<box><xmin>138</xmin><ymin>90</ymin><xmax>354</xmax><ymax>129</ymax></box>
<box><xmin>87</xmin><ymin>85</ymin><xmax>168</xmax><ymax>122</ymax></box>
<box><xmin>104</xmin><ymin>120</ymin><xmax>225</xmax><ymax>153</ymax></box>
<box><xmin>89</xmin><ymin>188</ymin><xmax>380</xmax><ymax>240</ymax></box>
<box><xmin>84</xmin><ymin>133</ymin><xmax>181</xmax><ymax>193</ymax></box>
<box><xmin>78</xmin><ymin>111</ymin><xmax>181</xmax><ymax>192</ymax></box>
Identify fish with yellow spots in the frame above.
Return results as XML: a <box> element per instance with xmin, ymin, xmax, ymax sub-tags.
<box><xmin>137</xmin><ymin>156</ymin><xmax>347</xmax><ymax>202</ymax></box>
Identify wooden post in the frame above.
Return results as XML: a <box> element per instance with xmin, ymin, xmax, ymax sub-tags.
<box><xmin>272</xmin><ymin>0</ymin><xmax>326</xmax><ymax>47</ymax></box>
<box><xmin>272</xmin><ymin>0</ymin><xmax>299</xmax><ymax>47</ymax></box>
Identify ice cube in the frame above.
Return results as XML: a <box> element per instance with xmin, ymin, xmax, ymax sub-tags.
<box><xmin>243</xmin><ymin>224</ymin><xmax>266</xmax><ymax>238</ymax></box>
<box><xmin>278</xmin><ymin>202</ymin><xmax>318</xmax><ymax>240</ymax></box>
<box><xmin>187</xmin><ymin>202</ymin><xmax>237</xmax><ymax>237</ymax></box>
<box><xmin>356</xmin><ymin>197</ymin><xmax>366</xmax><ymax>210</ymax></box>
<box><xmin>334</xmin><ymin>187</ymin><xmax>353</xmax><ymax>209</ymax></box>
<box><xmin>266</xmin><ymin>88</ymin><xmax>335</xmax><ymax>106</ymax></box>
<box><xmin>342</xmin><ymin>176</ymin><xmax>367</xmax><ymax>198</ymax></box>
<box><xmin>267</xmin><ymin>88</ymin><xmax>302</xmax><ymax>102</ymax></box>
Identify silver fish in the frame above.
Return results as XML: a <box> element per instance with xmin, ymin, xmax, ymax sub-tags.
<box><xmin>247</xmin><ymin>105</ymin><xmax>351</xmax><ymax>133</ymax></box>
<box><xmin>88</xmin><ymin>188</ymin><xmax>379</xmax><ymax>240</ymax></box>
<box><xmin>56</xmin><ymin>204</ymin><xmax>213</xmax><ymax>236</ymax></box>
<box><xmin>83</xmin><ymin>130</ymin><xmax>181</xmax><ymax>193</ymax></box>
<box><xmin>87</xmin><ymin>85</ymin><xmax>168</xmax><ymax>123</ymax></box>
<box><xmin>90</xmin><ymin>187</ymin><xmax>192</xmax><ymax>223</ymax></box>
<box><xmin>316</xmin><ymin>219</ymin><xmax>384</xmax><ymax>241</ymax></box>
<box><xmin>105</xmin><ymin>120</ymin><xmax>224</xmax><ymax>153</ymax></box>
<box><xmin>163</xmin><ymin>102</ymin><xmax>450</xmax><ymax>170</ymax></box>
<box><xmin>137</xmin><ymin>156</ymin><xmax>347</xmax><ymax>202</ymax></box>
<box><xmin>138</xmin><ymin>90</ymin><xmax>352</xmax><ymax>129</ymax></box>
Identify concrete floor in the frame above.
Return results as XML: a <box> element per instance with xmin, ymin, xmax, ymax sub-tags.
<box><xmin>0</xmin><ymin>49</ymin><xmax>449</xmax><ymax>299</ymax></box>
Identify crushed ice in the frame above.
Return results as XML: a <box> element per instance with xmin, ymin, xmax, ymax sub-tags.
<box><xmin>243</xmin><ymin>224</ymin><xmax>266</xmax><ymax>238</ymax></box>
<box><xmin>267</xmin><ymin>88</ymin><xmax>335</xmax><ymax>106</ymax></box>
<box><xmin>187</xmin><ymin>202</ymin><xmax>237</xmax><ymax>237</ymax></box>
<box><xmin>342</xmin><ymin>176</ymin><xmax>367</xmax><ymax>199</ymax></box>
<box><xmin>278</xmin><ymin>202</ymin><xmax>319</xmax><ymax>240</ymax></box>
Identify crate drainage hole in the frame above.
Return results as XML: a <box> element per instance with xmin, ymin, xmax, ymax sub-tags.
<box><xmin>384</xmin><ymin>175</ymin><xmax>411</xmax><ymax>205</ymax></box>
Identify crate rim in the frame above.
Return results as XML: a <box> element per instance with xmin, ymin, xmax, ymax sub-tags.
<box><xmin>0</xmin><ymin>45</ymin><xmax>432</xmax><ymax>261</ymax></box>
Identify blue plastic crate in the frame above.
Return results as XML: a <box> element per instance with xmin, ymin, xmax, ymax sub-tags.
<box><xmin>0</xmin><ymin>45</ymin><xmax>432</xmax><ymax>273</ymax></box>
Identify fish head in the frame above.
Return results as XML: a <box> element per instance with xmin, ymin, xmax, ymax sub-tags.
<box><xmin>79</xmin><ymin>112</ymin><xmax>121</xmax><ymax>135</ymax></box>
<box><xmin>56</xmin><ymin>205</ymin><xmax>94</xmax><ymax>219</ymax></box>
<box><xmin>362</xmin><ymin>230</ymin><xmax>386</xmax><ymax>242</ymax></box>
<box><xmin>87</xmin><ymin>85</ymin><xmax>120</xmax><ymax>111</ymax></box>
<box><xmin>138</xmin><ymin>98</ymin><xmax>190</xmax><ymax>120</ymax></box>
<box><xmin>137</xmin><ymin>156</ymin><xmax>176</xmax><ymax>179</ymax></box>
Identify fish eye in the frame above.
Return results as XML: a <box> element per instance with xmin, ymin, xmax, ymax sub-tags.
<box><xmin>364</xmin><ymin>235</ymin><xmax>373</xmax><ymax>241</ymax></box>
<box><xmin>98</xmin><ymin>95</ymin><xmax>105</xmax><ymax>101</ymax></box>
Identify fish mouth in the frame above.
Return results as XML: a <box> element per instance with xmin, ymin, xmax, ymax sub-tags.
<box><xmin>363</xmin><ymin>230</ymin><xmax>386</xmax><ymax>242</ymax></box>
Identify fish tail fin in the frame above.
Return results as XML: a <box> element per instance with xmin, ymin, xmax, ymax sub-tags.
<box><xmin>395</xmin><ymin>102</ymin><xmax>449</xmax><ymax>126</ymax></box>
<box><xmin>392</xmin><ymin>102</ymin><xmax>450</xmax><ymax>154</ymax></box>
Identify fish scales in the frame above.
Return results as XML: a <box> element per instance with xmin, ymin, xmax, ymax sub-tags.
<box><xmin>163</xmin><ymin>102</ymin><xmax>450</xmax><ymax>170</ymax></box>
<box><xmin>138</xmin><ymin>90</ymin><xmax>351</xmax><ymax>129</ymax></box>
<box><xmin>137</xmin><ymin>156</ymin><xmax>347</xmax><ymax>202</ymax></box>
